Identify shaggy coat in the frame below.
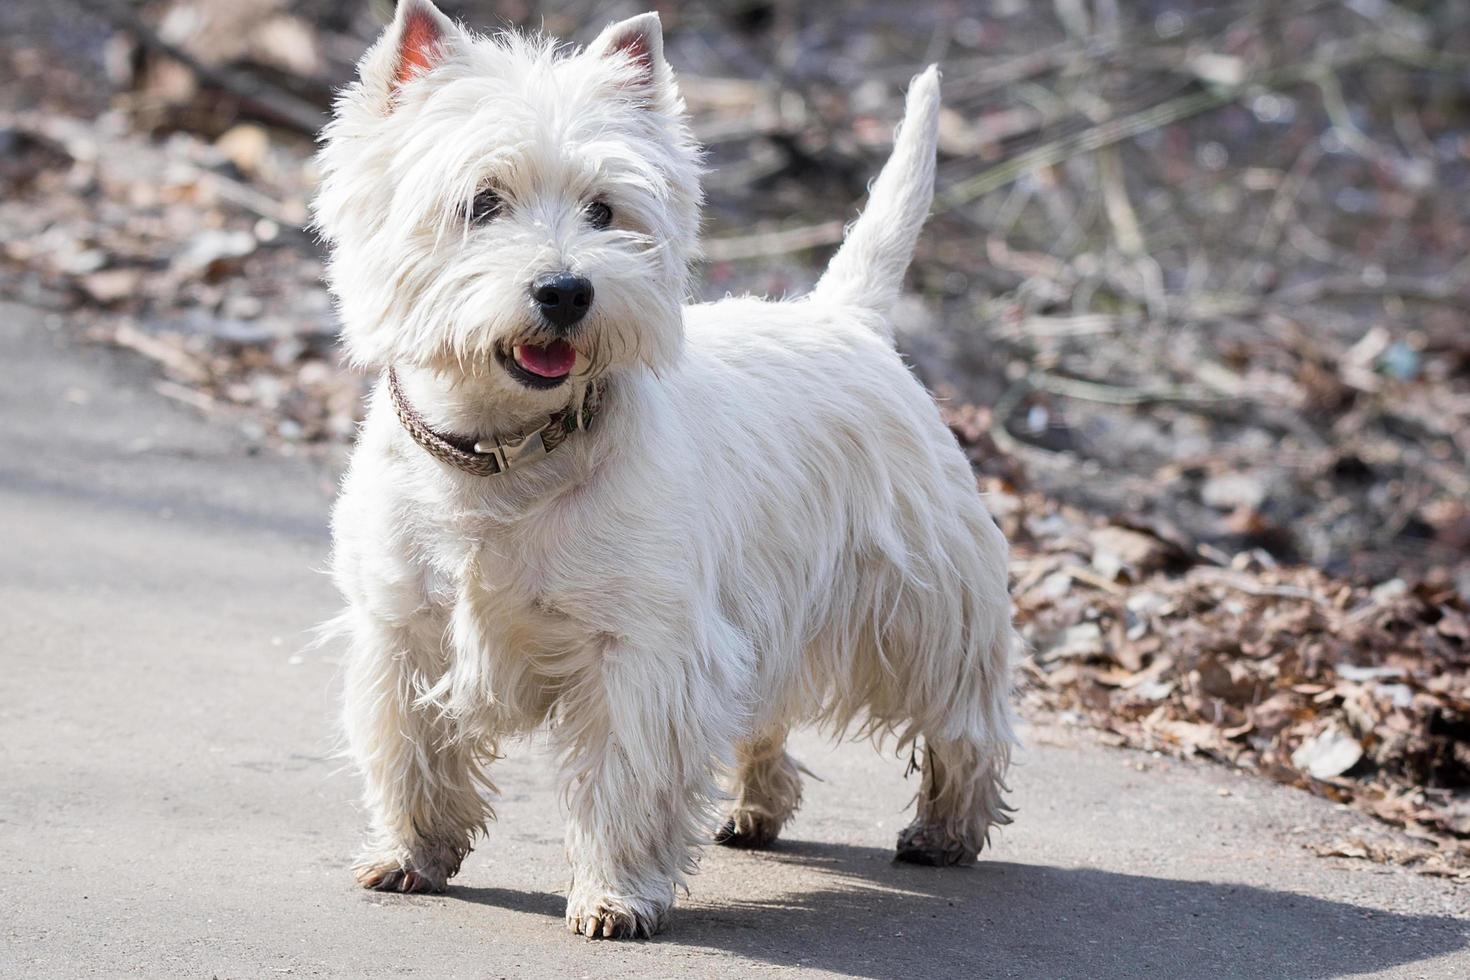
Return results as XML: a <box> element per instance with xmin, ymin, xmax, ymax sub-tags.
<box><xmin>315</xmin><ymin>0</ymin><xmax>1018</xmax><ymax>940</ymax></box>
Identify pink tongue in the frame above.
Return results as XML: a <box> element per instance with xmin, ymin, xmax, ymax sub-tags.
<box><xmin>514</xmin><ymin>340</ymin><xmax>577</xmax><ymax>378</ymax></box>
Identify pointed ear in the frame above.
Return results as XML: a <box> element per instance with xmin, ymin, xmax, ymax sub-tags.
<box><xmin>591</xmin><ymin>12</ymin><xmax>666</xmax><ymax>89</ymax></box>
<box><xmin>361</xmin><ymin>0</ymin><xmax>461</xmax><ymax>101</ymax></box>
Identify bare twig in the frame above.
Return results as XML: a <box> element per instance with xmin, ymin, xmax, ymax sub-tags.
<box><xmin>702</xmin><ymin>219</ymin><xmax>846</xmax><ymax>262</ymax></box>
<box><xmin>940</xmin><ymin>40</ymin><xmax>1465</xmax><ymax>210</ymax></box>
<box><xmin>1031</xmin><ymin>372</ymin><xmax>1226</xmax><ymax>407</ymax></box>
<box><xmin>940</xmin><ymin>85</ymin><xmax>1241</xmax><ymax>208</ymax></box>
<box><xmin>1227</xmin><ymin>143</ymin><xmax>1324</xmax><ymax>295</ymax></box>
<box><xmin>1188</xmin><ymin>567</ymin><xmax>1330</xmax><ymax>606</ymax></box>
<box><xmin>80</xmin><ymin>0</ymin><xmax>327</xmax><ymax>135</ymax></box>
<box><xmin>103</xmin><ymin>324</ymin><xmax>210</xmax><ymax>384</ymax></box>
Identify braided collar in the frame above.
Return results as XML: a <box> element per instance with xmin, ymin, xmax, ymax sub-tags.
<box><xmin>387</xmin><ymin>366</ymin><xmax>603</xmax><ymax>477</ymax></box>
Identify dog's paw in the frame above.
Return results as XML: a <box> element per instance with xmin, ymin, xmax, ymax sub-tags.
<box><xmin>354</xmin><ymin>859</ymin><xmax>447</xmax><ymax>894</ymax></box>
<box><xmin>565</xmin><ymin>892</ymin><xmax>666</xmax><ymax>940</ymax></box>
<box><xmin>714</xmin><ymin>811</ymin><xmax>782</xmax><ymax>849</ymax></box>
<box><xmin>894</xmin><ymin>821</ymin><xmax>977</xmax><ymax>867</ymax></box>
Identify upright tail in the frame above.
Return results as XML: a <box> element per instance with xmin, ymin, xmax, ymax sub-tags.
<box><xmin>812</xmin><ymin>66</ymin><xmax>942</xmax><ymax>317</ymax></box>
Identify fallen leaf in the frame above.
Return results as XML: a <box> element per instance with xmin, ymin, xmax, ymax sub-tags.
<box><xmin>1292</xmin><ymin>725</ymin><xmax>1365</xmax><ymax>780</ymax></box>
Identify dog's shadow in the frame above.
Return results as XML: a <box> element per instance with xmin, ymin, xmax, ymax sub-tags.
<box><xmin>451</xmin><ymin>838</ymin><xmax>1467</xmax><ymax>978</ymax></box>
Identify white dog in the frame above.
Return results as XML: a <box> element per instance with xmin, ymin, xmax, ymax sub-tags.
<box><xmin>314</xmin><ymin>0</ymin><xmax>1018</xmax><ymax>940</ymax></box>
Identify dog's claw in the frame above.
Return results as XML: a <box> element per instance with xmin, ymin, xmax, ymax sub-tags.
<box><xmin>714</xmin><ymin>813</ymin><xmax>782</xmax><ymax>849</ymax></box>
<box><xmin>355</xmin><ymin>862</ymin><xmax>443</xmax><ymax>894</ymax></box>
<box><xmin>568</xmin><ymin>906</ymin><xmax>651</xmax><ymax>940</ymax></box>
<box><xmin>894</xmin><ymin>822</ymin><xmax>977</xmax><ymax>867</ymax></box>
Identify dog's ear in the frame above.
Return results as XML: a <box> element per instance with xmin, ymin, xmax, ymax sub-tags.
<box><xmin>591</xmin><ymin>12</ymin><xmax>666</xmax><ymax>91</ymax></box>
<box><xmin>361</xmin><ymin>0</ymin><xmax>462</xmax><ymax>103</ymax></box>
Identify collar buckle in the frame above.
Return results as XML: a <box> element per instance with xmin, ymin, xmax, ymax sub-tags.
<box><xmin>474</xmin><ymin>429</ymin><xmax>547</xmax><ymax>473</ymax></box>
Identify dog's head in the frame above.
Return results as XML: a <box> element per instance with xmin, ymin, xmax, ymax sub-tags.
<box><xmin>314</xmin><ymin>1</ymin><xmax>701</xmax><ymax>409</ymax></box>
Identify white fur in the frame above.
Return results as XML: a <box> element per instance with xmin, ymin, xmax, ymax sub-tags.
<box><xmin>315</xmin><ymin>0</ymin><xmax>1017</xmax><ymax>940</ymax></box>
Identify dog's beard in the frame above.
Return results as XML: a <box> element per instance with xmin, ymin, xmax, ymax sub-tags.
<box><xmin>328</xmin><ymin>222</ymin><xmax>687</xmax><ymax>392</ymax></box>
<box><xmin>312</xmin><ymin>8</ymin><xmax>703</xmax><ymax>404</ymax></box>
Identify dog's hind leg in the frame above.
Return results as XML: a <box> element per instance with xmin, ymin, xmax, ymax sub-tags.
<box><xmin>895</xmin><ymin>735</ymin><xmax>1012</xmax><ymax>866</ymax></box>
<box><xmin>342</xmin><ymin>614</ymin><xmax>491</xmax><ymax>893</ymax></box>
<box><xmin>886</xmin><ymin>535</ymin><xmax>1018</xmax><ymax>866</ymax></box>
<box><xmin>714</xmin><ymin>728</ymin><xmax>803</xmax><ymax>849</ymax></box>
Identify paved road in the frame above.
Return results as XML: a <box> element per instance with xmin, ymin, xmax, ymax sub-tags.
<box><xmin>1</xmin><ymin>301</ymin><xmax>1466</xmax><ymax>979</ymax></box>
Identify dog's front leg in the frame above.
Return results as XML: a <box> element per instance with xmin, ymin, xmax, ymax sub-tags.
<box><xmin>557</xmin><ymin>641</ymin><xmax>734</xmax><ymax>940</ymax></box>
<box><xmin>342</xmin><ymin>612</ymin><xmax>491</xmax><ymax>893</ymax></box>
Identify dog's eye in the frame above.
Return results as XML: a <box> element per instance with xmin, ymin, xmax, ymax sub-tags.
<box><xmin>585</xmin><ymin>201</ymin><xmax>613</xmax><ymax>230</ymax></box>
<box><xmin>471</xmin><ymin>189</ymin><xmax>503</xmax><ymax>224</ymax></box>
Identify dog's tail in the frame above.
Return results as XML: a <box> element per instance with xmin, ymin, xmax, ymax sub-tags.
<box><xmin>812</xmin><ymin>65</ymin><xmax>941</xmax><ymax>319</ymax></box>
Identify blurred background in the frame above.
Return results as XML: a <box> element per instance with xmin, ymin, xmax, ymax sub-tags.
<box><xmin>2</xmin><ymin>0</ymin><xmax>1467</xmax><ymax>870</ymax></box>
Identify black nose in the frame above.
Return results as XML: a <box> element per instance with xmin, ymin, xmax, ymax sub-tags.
<box><xmin>531</xmin><ymin>272</ymin><xmax>594</xmax><ymax>330</ymax></box>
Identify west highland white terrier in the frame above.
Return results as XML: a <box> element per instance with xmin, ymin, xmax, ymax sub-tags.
<box><xmin>315</xmin><ymin>0</ymin><xmax>1018</xmax><ymax>940</ymax></box>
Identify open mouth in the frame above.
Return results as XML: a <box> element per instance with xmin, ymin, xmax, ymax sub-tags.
<box><xmin>498</xmin><ymin>339</ymin><xmax>577</xmax><ymax>390</ymax></box>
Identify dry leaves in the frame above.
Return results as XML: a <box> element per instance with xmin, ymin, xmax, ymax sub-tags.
<box><xmin>999</xmin><ymin>480</ymin><xmax>1470</xmax><ymax>870</ymax></box>
<box><xmin>0</xmin><ymin>107</ymin><xmax>364</xmax><ymax>448</ymax></box>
